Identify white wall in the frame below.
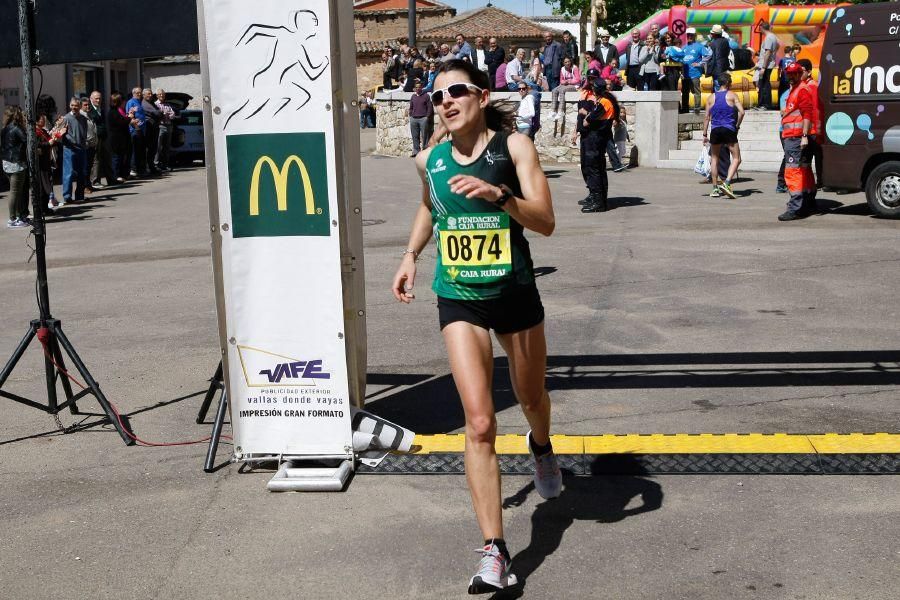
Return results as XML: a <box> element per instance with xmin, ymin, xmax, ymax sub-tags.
<box><xmin>145</xmin><ymin>63</ymin><xmax>202</xmax><ymax>109</ymax></box>
<box><xmin>0</xmin><ymin>64</ymin><xmax>68</xmax><ymax>118</ymax></box>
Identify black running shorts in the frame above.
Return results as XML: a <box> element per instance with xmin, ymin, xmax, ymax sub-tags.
<box><xmin>710</xmin><ymin>127</ymin><xmax>738</xmax><ymax>145</ymax></box>
<box><xmin>438</xmin><ymin>284</ymin><xmax>545</xmax><ymax>335</ymax></box>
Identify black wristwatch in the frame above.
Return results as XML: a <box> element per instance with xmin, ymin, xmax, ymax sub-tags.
<box><xmin>495</xmin><ymin>184</ymin><xmax>513</xmax><ymax>207</ymax></box>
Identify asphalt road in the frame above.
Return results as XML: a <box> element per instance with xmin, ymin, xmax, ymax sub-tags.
<box><xmin>0</xmin><ymin>147</ymin><xmax>898</xmax><ymax>599</ymax></box>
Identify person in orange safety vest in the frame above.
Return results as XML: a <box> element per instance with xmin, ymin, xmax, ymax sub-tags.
<box><xmin>797</xmin><ymin>58</ymin><xmax>823</xmax><ymax>201</ymax></box>
<box><xmin>778</xmin><ymin>61</ymin><xmax>816</xmax><ymax>222</ymax></box>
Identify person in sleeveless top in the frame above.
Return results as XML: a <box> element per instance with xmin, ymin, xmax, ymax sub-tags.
<box><xmin>391</xmin><ymin>59</ymin><xmax>557</xmax><ymax>595</ymax></box>
<box><xmin>702</xmin><ymin>72</ymin><xmax>744</xmax><ymax>198</ymax></box>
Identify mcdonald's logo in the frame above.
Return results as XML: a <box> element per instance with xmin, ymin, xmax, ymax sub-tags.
<box><xmin>226</xmin><ymin>132</ymin><xmax>330</xmax><ymax>238</ymax></box>
<box><xmin>250</xmin><ymin>155</ymin><xmax>319</xmax><ymax>217</ymax></box>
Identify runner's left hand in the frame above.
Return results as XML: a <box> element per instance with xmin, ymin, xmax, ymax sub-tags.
<box><xmin>448</xmin><ymin>174</ymin><xmax>501</xmax><ymax>202</ymax></box>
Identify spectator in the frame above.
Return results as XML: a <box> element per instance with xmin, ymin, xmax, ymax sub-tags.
<box><xmin>593</xmin><ymin>29</ymin><xmax>616</xmax><ymax>66</ymax></box>
<box><xmin>681</xmin><ymin>28</ymin><xmax>708</xmax><ymax>114</ymax></box>
<box><xmin>382</xmin><ymin>47</ymin><xmax>399</xmax><ymax>89</ymax></box>
<box><xmin>505</xmin><ymin>48</ymin><xmax>527</xmax><ymax>91</ymax></box>
<box><xmin>424</xmin><ymin>62</ymin><xmax>438</xmax><ymax>92</ymax></box>
<box><xmin>35</xmin><ymin>114</ymin><xmax>62</xmax><ymax>210</ymax></box>
<box><xmin>755</xmin><ymin>22</ymin><xmax>780</xmax><ymax>110</ymax></box>
<box><xmin>1</xmin><ymin>105</ymin><xmax>30</xmax><ymax>228</ymax></box>
<box><xmin>359</xmin><ymin>90</ymin><xmax>376</xmax><ymax>128</ymax></box>
<box><xmin>777</xmin><ymin>45</ymin><xmax>800</xmax><ymax>105</ymax></box>
<box><xmin>702</xmin><ymin>72</ymin><xmax>743</xmax><ymax>199</ymax></box>
<box><xmin>707</xmin><ymin>24</ymin><xmax>731</xmax><ymax>91</ymax></box>
<box><xmin>600</xmin><ymin>56</ymin><xmax>622</xmax><ymax>90</ymax></box>
<box><xmin>484</xmin><ymin>37</ymin><xmax>505</xmax><ymax>92</ymax></box>
<box><xmin>107</xmin><ymin>91</ymin><xmax>134</xmax><ymax>183</ymax></box>
<box><xmin>610</xmin><ymin>104</ymin><xmax>628</xmax><ymax>172</ymax></box>
<box><xmin>439</xmin><ymin>43</ymin><xmax>453</xmax><ymax>63</ymax></box>
<box><xmin>80</xmin><ymin>97</ymin><xmax>98</xmax><ymax>193</ymax></box>
<box><xmin>455</xmin><ymin>34</ymin><xmax>473</xmax><ymax>63</ymax></box>
<box><xmin>525</xmin><ymin>58</ymin><xmax>547</xmax><ymax>91</ymax></box>
<box><xmin>494</xmin><ymin>54</ymin><xmax>508</xmax><ymax>92</ymax></box>
<box><xmin>550</xmin><ymin>56</ymin><xmax>582</xmax><ymax>121</ymax></box>
<box><xmin>125</xmin><ymin>87</ymin><xmax>146</xmax><ymax>176</ymax></box>
<box><xmin>515</xmin><ymin>82</ymin><xmax>535</xmax><ymax>137</ymax></box>
<box><xmin>472</xmin><ymin>37</ymin><xmax>489</xmax><ymax>79</ymax></box>
<box><xmin>639</xmin><ymin>34</ymin><xmax>662</xmax><ymax>91</ymax></box>
<box><xmin>408</xmin><ymin>80</ymin><xmax>433</xmax><ymax>157</ymax></box>
<box><xmin>623</xmin><ymin>29</ymin><xmax>644</xmax><ymax>90</ymax></box>
<box><xmin>155</xmin><ymin>89</ymin><xmax>176</xmax><ymax>171</ymax></box>
<box><xmin>60</xmin><ymin>97</ymin><xmax>89</xmax><ymax>205</ymax></box>
<box><xmin>86</xmin><ymin>90</ymin><xmax>115</xmax><ymax>188</ymax></box>
<box><xmin>404</xmin><ymin>58</ymin><xmax>425</xmax><ymax>92</ymax></box>
<box><xmin>141</xmin><ymin>88</ymin><xmax>162</xmax><ymax>175</ymax></box>
<box><xmin>661</xmin><ymin>35</ymin><xmax>684</xmax><ymax>103</ymax></box>
<box><xmin>541</xmin><ymin>31</ymin><xmax>564</xmax><ymax>91</ymax></box>
<box><xmin>424</xmin><ymin>43</ymin><xmax>439</xmax><ymax>63</ymax></box>
<box><xmin>584</xmin><ymin>50</ymin><xmax>603</xmax><ymax>74</ymax></box>
<box><xmin>561</xmin><ymin>30</ymin><xmax>578</xmax><ymax>61</ymax></box>
<box><xmin>775</xmin><ymin>84</ymin><xmax>789</xmax><ymax>194</ymax></box>
<box><xmin>649</xmin><ymin>23</ymin><xmax>660</xmax><ymax>40</ymax></box>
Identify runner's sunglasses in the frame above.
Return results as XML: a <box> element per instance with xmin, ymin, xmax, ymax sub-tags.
<box><xmin>430</xmin><ymin>83</ymin><xmax>484</xmax><ymax>106</ymax></box>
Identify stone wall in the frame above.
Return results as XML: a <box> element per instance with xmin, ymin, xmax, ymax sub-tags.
<box><xmin>373</xmin><ymin>90</ymin><xmax>681</xmax><ymax>166</ymax></box>
<box><xmin>677</xmin><ymin>112</ymin><xmax>705</xmax><ymax>142</ymax></box>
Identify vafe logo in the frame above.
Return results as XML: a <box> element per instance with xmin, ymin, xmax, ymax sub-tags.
<box><xmin>237</xmin><ymin>345</ymin><xmax>332</xmax><ymax>388</ymax></box>
<box><xmin>226</xmin><ymin>132</ymin><xmax>331</xmax><ymax>237</ymax></box>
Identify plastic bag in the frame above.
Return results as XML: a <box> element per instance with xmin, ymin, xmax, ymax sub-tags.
<box><xmin>693</xmin><ymin>145</ymin><xmax>711</xmax><ymax>177</ymax></box>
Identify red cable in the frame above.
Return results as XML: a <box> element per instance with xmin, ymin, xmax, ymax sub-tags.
<box><xmin>36</xmin><ymin>327</ymin><xmax>231</xmax><ymax>447</ymax></box>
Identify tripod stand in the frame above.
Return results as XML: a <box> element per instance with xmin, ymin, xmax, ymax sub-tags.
<box><xmin>197</xmin><ymin>362</ymin><xmax>228</xmax><ymax>472</ymax></box>
<box><xmin>0</xmin><ymin>0</ymin><xmax>133</xmax><ymax>445</ymax></box>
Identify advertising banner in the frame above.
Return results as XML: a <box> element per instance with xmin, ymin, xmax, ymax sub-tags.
<box><xmin>200</xmin><ymin>0</ymin><xmax>353</xmax><ymax>456</ymax></box>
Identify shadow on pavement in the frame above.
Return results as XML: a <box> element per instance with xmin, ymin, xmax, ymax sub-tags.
<box><xmin>607</xmin><ymin>196</ymin><xmax>647</xmax><ymax>210</ymax></box>
<box><xmin>492</xmin><ymin>456</ymin><xmax>663</xmax><ymax>599</ymax></box>
<box><xmin>366</xmin><ymin>350</ymin><xmax>900</xmax><ymax>432</ymax></box>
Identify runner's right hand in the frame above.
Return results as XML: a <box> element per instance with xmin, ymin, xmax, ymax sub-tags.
<box><xmin>392</xmin><ymin>257</ymin><xmax>417</xmax><ymax>303</ymax></box>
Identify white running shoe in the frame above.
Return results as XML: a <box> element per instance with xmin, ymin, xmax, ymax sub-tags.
<box><xmin>527</xmin><ymin>430</ymin><xmax>562</xmax><ymax>499</ymax></box>
<box><xmin>468</xmin><ymin>543</ymin><xmax>517</xmax><ymax>594</ymax></box>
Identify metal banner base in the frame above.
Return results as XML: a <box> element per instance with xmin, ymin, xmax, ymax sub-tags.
<box><xmin>267</xmin><ymin>459</ymin><xmax>353</xmax><ymax>492</ymax></box>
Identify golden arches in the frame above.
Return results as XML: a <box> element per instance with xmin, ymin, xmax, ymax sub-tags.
<box><xmin>249</xmin><ymin>155</ymin><xmax>315</xmax><ymax>216</ymax></box>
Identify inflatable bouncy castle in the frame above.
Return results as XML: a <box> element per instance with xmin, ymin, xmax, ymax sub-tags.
<box><xmin>611</xmin><ymin>3</ymin><xmax>839</xmax><ymax>107</ymax></box>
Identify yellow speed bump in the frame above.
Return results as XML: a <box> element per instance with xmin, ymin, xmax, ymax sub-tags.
<box><xmin>407</xmin><ymin>433</ymin><xmax>900</xmax><ymax>455</ymax></box>
<box><xmin>583</xmin><ymin>433</ymin><xmax>815</xmax><ymax>454</ymax></box>
<box><xmin>809</xmin><ymin>433</ymin><xmax>900</xmax><ymax>454</ymax></box>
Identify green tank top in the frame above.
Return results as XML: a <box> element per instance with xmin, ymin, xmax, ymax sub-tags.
<box><xmin>426</xmin><ymin>131</ymin><xmax>535</xmax><ymax>300</ymax></box>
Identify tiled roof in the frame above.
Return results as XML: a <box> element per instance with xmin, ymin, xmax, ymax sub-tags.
<box><xmin>418</xmin><ymin>6</ymin><xmax>560</xmax><ymax>41</ymax></box>
<box><xmin>356</xmin><ymin>39</ymin><xmax>402</xmax><ymax>54</ymax></box>
<box><xmin>354</xmin><ymin>0</ymin><xmax>454</xmax><ymax>14</ymax></box>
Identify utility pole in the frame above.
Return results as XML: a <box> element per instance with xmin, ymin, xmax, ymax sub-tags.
<box><xmin>408</xmin><ymin>0</ymin><xmax>416</xmax><ymax>47</ymax></box>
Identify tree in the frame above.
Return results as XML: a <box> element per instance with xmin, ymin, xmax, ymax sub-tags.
<box><xmin>546</xmin><ymin>1</ymin><xmax>682</xmax><ymax>54</ymax></box>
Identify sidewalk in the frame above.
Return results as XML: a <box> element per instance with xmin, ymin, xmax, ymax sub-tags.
<box><xmin>0</xmin><ymin>160</ymin><xmax>897</xmax><ymax>599</ymax></box>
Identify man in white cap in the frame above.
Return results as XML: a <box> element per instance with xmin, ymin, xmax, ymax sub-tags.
<box><xmin>707</xmin><ymin>23</ymin><xmax>731</xmax><ymax>91</ymax></box>
<box><xmin>593</xmin><ymin>28</ymin><xmax>616</xmax><ymax>66</ymax></box>
<box><xmin>681</xmin><ymin>27</ymin><xmax>708</xmax><ymax>113</ymax></box>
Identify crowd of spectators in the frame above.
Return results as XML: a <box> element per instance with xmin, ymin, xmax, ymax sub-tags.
<box><xmin>2</xmin><ymin>87</ymin><xmax>178</xmax><ymax>228</ymax></box>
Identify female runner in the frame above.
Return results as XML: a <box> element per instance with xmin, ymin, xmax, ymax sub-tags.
<box><xmin>391</xmin><ymin>59</ymin><xmax>559</xmax><ymax>594</ymax></box>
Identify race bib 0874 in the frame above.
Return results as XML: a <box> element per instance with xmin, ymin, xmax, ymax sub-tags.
<box><xmin>438</xmin><ymin>213</ymin><xmax>512</xmax><ymax>285</ymax></box>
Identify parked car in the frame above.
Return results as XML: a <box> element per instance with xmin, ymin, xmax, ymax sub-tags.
<box><xmin>159</xmin><ymin>93</ymin><xmax>204</xmax><ymax>166</ymax></box>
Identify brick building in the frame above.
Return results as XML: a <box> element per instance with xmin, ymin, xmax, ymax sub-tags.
<box><xmin>354</xmin><ymin>0</ymin><xmax>456</xmax><ymax>92</ymax></box>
